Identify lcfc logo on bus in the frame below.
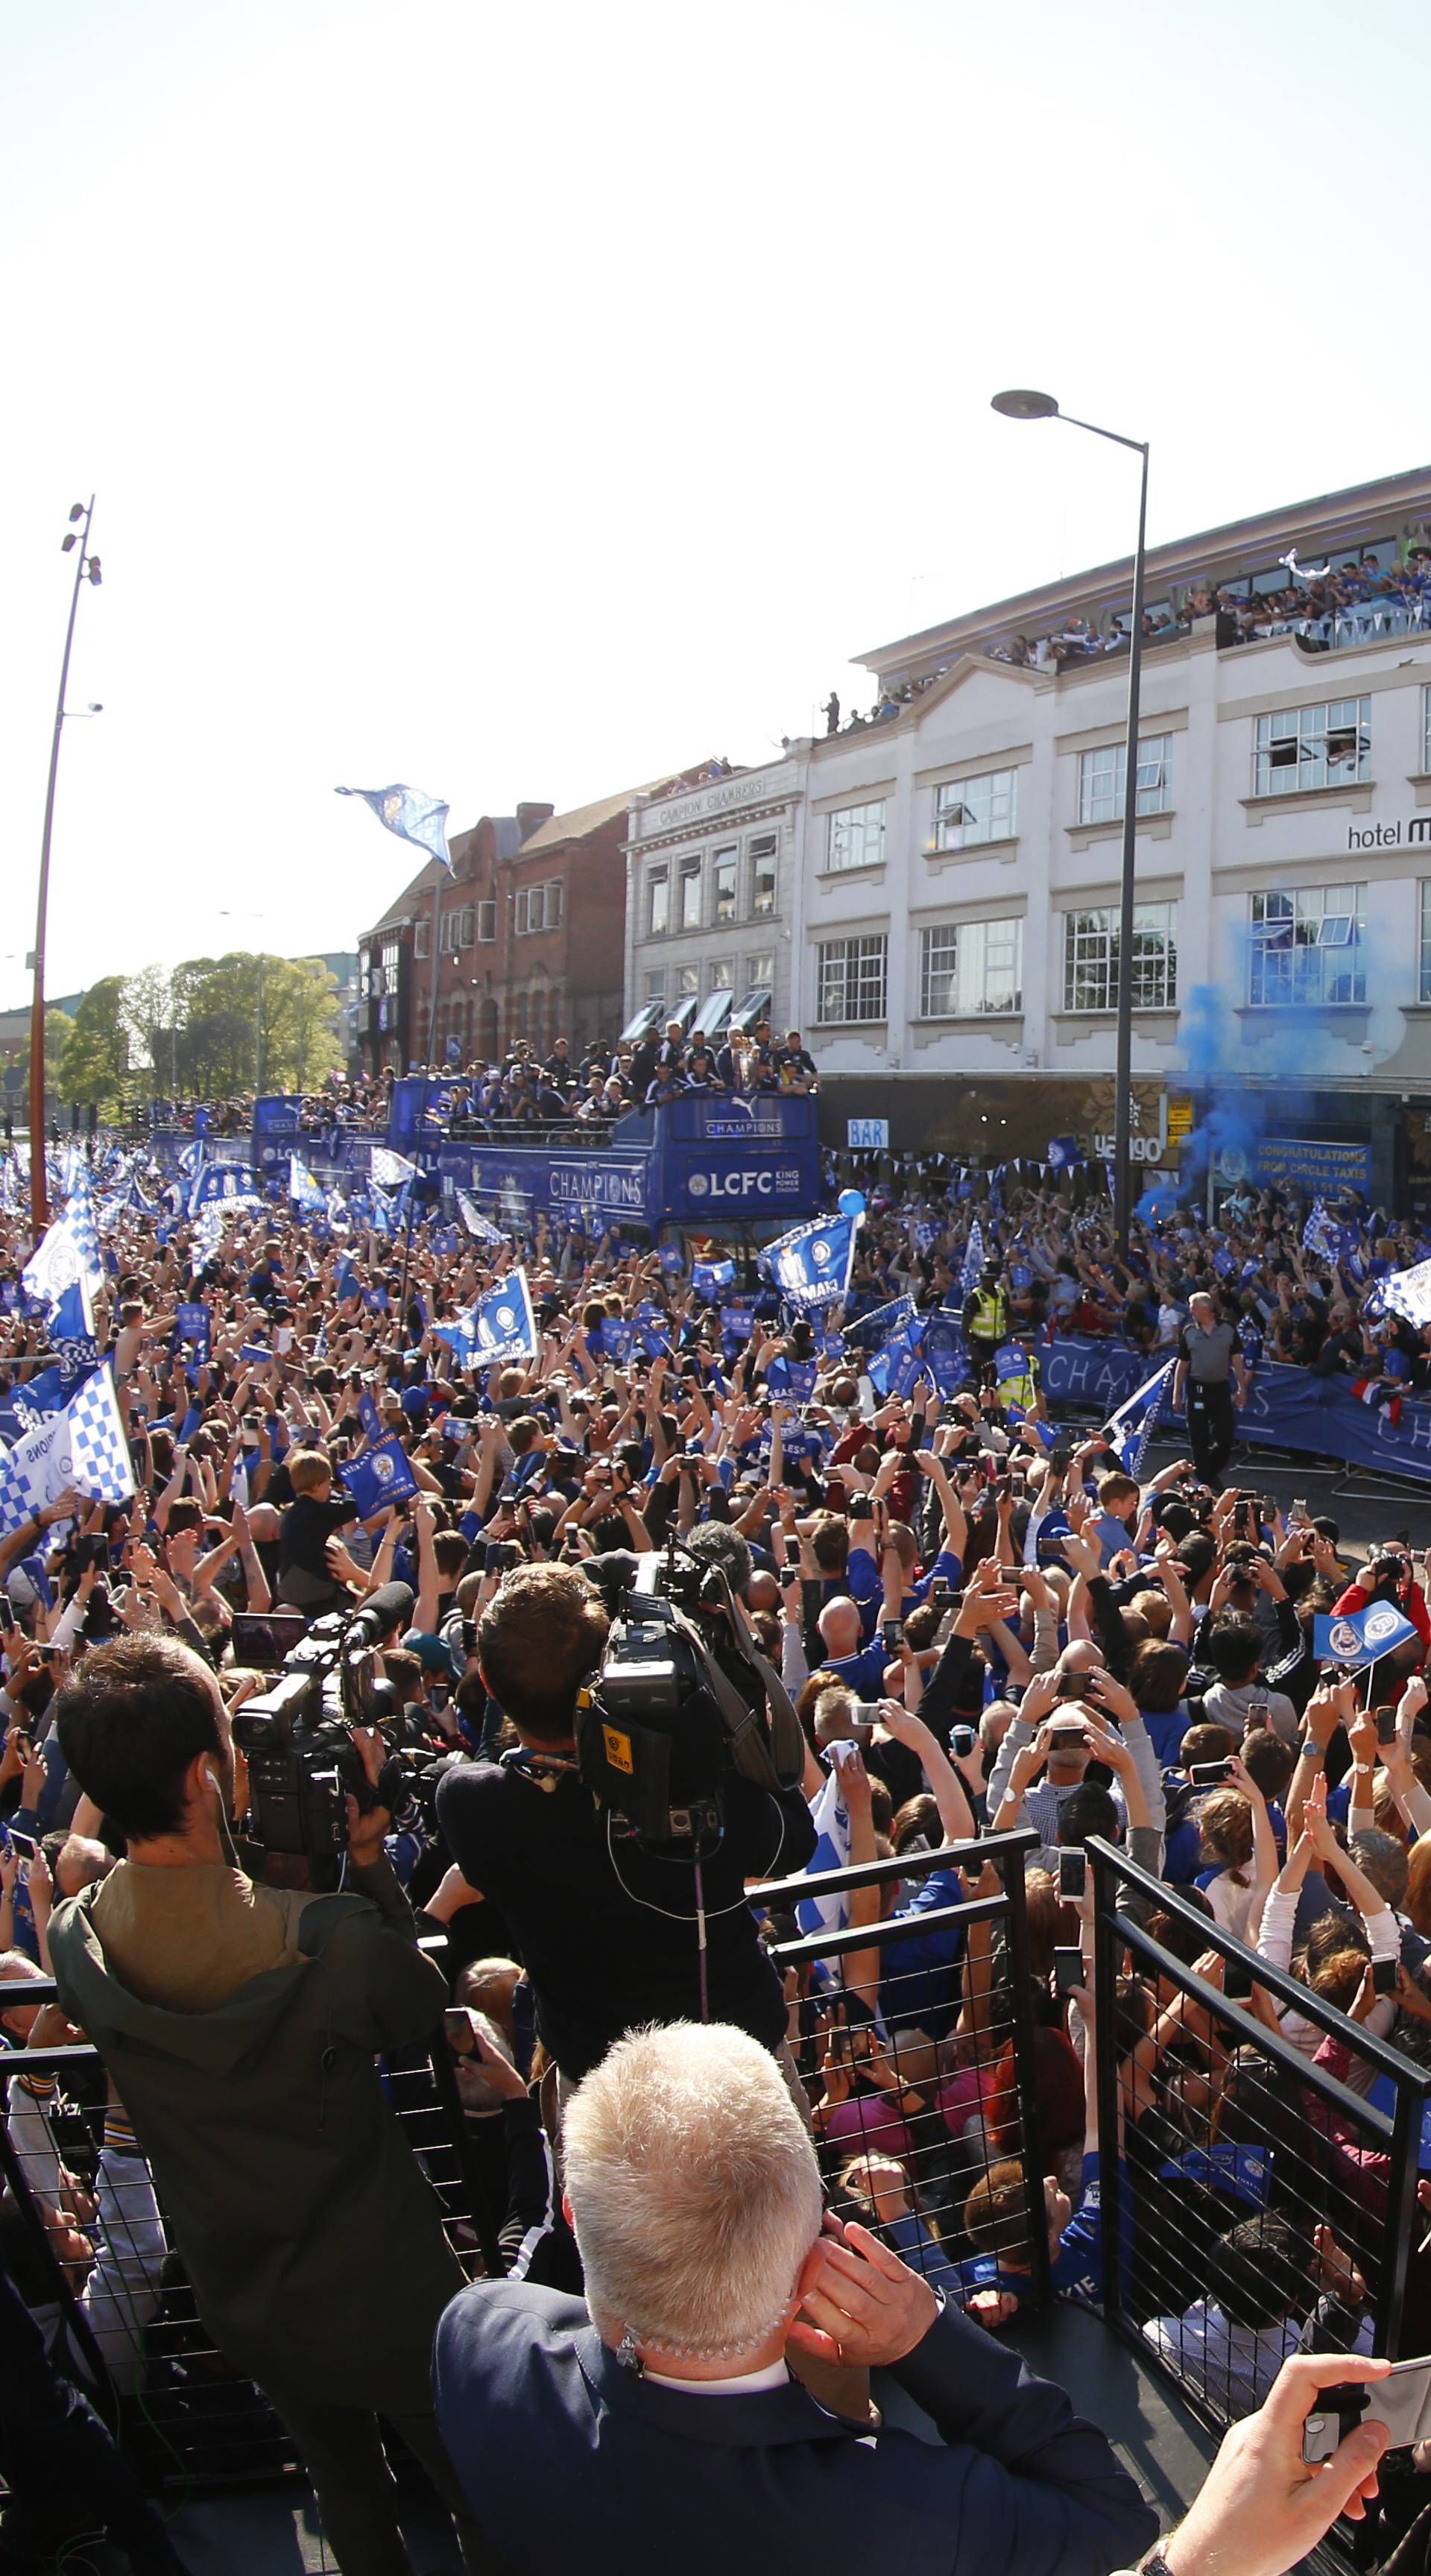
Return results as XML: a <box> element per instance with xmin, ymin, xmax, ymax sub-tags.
<box><xmin>687</xmin><ymin>1170</ymin><xmax>778</xmax><ymax>1199</ymax></box>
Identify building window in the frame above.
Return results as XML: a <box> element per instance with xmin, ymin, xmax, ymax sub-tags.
<box><xmin>1424</xmin><ymin>685</ymin><xmax>1431</xmax><ymax>776</ymax></box>
<box><xmin>1062</xmin><ymin>903</ymin><xmax>1178</xmax><ymax>1011</ymax></box>
<box><xmin>817</xmin><ymin>933</ymin><xmax>888</xmax><ymax>1024</ymax></box>
<box><xmin>707</xmin><ymin>958</ymin><xmax>735</xmax><ymax>993</ymax></box>
<box><xmin>932</xmin><ymin>768</ymin><xmax>1018</xmax><ymax>850</ymax></box>
<box><xmin>644</xmin><ymin>968</ymin><xmax>665</xmax><ymax>1002</ymax></box>
<box><xmin>476</xmin><ymin>899</ymin><xmax>496</xmax><ymax>942</ymax></box>
<box><xmin>676</xmin><ymin>963</ymin><xmax>699</xmax><ymax>1000</ymax></box>
<box><xmin>1422</xmin><ymin>883</ymin><xmax>1431</xmax><ymax>1003</ymax></box>
<box><xmin>1076</xmin><ymin>736</ymin><xmax>1172</xmax><ymax>826</ymax></box>
<box><xmin>514</xmin><ymin>883</ymin><xmax>563</xmax><ymax>935</ymax></box>
<box><xmin>680</xmin><ymin>862</ymin><xmax>702</xmax><ymax>931</ymax></box>
<box><xmin>648</xmin><ymin>868</ymin><xmax>669</xmax><ymax>936</ymax></box>
<box><xmin>713</xmin><ymin>847</ymin><xmax>738</xmax><ymax>924</ymax></box>
<box><xmin>1249</xmin><ymin>884</ymin><xmax>1366</xmax><ymax>1006</ymax></box>
<box><xmin>414</xmin><ymin>920</ymin><xmax>431</xmax><ymax>960</ymax></box>
<box><xmin>459</xmin><ymin>906</ymin><xmax>476</xmax><ymax>947</ymax></box>
<box><xmin>746</xmin><ymin>950</ymin><xmax>774</xmax><ymax>988</ymax></box>
<box><xmin>919</xmin><ymin>917</ymin><xmax>1023</xmax><ymax>1017</ymax></box>
<box><xmin>750</xmin><ymin>835</ymin><xmax>777</xmax><ymax>916</ymax></box>
<box><xmin>1252</xmin><ymin>696</ymin><xmax>1370</xmax><ymax>797</ymax></box>
<box><xmin>826</xmin><ymin>800</ymin><xmax>888</xmax><ymax>873</ymax></box>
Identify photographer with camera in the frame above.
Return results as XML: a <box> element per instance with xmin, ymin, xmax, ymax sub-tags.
<box><xmin>45</xmin><ymin>1633</ymin><xmax>484</xmax><ymax>2576</ymax></box>
<box><xmin>436</xmin><ymin>1559</ymin><xmax>818</xmax><ymax>2086</ymax></box>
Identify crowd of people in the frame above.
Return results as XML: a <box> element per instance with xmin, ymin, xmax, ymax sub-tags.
<box><xmin>3</xmin><ymin>1147</ymin><xmax>1431</xmax><ymax>2570</ymax></box>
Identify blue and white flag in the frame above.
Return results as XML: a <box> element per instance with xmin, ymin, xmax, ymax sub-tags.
<box><xmin>372</xmin><ymin>1146</ymin><xmax>420</xmax><ymax>1190</ymax></box>
<box><xmin>50</xmin><ymin>1276</ymin><xmax>101</xmax><ymax>1398</ymax></box>
<box><xmin>795</xmin><ymin>1751</ymin><xmax>856</xmax><ymax>1936</ymax></box>
<box><xmin>288</xmin><ymin>1155</ymin><xmax>326</xmax><ymax>1212</ymax></box>
<box><xmin>1102</xmin><ymin>1357</ymin><xmax>1176</xmax><ymax>1479</ymax></box>
<box><xmin>192</xmin><ymin>1164</ymin><xmax>261</xmax><ymax>1213</ymax></box>
<box><xmin>958</xmin><ymin>1219</ymin><xmax>987</xmax><ymax>1298</ymax></box>
<box><xmin>335</xmin><ymin>783</ymin><xmax>452</xmax><ymax>875</ymax></box>
<box><xmin>22</xmin><ymin>1203</ymin><xmax>104</xmax><ymax>1310</ymax></box>
<box><xmin>865</xmin><ymin>1311</ymin><xmax>926</xmax><ymax>1401</ymax></box>
<box><xmin>768</xmin><ymin>1213</ymin><xmax>856</xmax><ymax>1313</ymax></box>
<box><xmin>456</xmin><ymin>1190</ymin><xmax>504</xmax><ymax>1246</ymax></box>
<box><xmin>1376</xmin><ymin>1256</ymin><xmax>1431</xmax><ymax>1331</ymax></box>
<box><xmin>342</xmin><ymin>1434</ymin><xmax>420</xmax><ymax>1519</ymax></box>
<box><xmin>64</xmin><ymin>1363</ymin><xmax>137</xmax><ymax>1504</ymax></box>
<box><xmin>692</xmin><ymin>1257</ymin><xmax>736</xmax><ymax>1301</ymax></box>
<box><xmin>1303</xmin><ymin>1199</ymin><xmax>1338</xmax><ymax>1260</ymax></box>
<box><xmin>435</xmin><ymin>1266</ymin><xmax>538</xmax><ymax>1369</ymax></box>
<box><xmin>1314</xmin><ymin>1601</ymin><xmax>1420</xmax><ymax>1670</ymax></box>
<box><xmin>357</xmin><ymin>1388</ymin><xmax>385</xmax><ymax>1444</ymax></box>
<box><xmin>843</xmin><ymin>1294</ymin><xmax>914</xmax><ymax>1356</ymax></box>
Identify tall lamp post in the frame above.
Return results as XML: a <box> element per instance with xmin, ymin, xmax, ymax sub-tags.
<box><xmin>29</xmin><ymin>497</ymin><xmax>101</xmax><ymax>1233</ymax></box>
<box><xmin>991</xmin><ymin>392</ymin><xmax>1149</xmax><ymax>1254</ymax></box>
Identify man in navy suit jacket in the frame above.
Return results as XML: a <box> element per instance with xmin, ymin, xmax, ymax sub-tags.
<box><xmin>435</xmin><ymin>2021</ymin><xmax>1157</xmax><ymax>2576</ymax></box>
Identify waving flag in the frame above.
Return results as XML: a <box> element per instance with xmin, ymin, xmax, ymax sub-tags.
<box><xmin>1303</xmin><ymin>1199</ymin><xmax>1338</xmax><ymax>1259</ymax></box>
<box><xmin>865</xmin><ymin>1309</ymin><xmax>926</xmax><ymax>1401</ymax></box>
<box><xmin>1314</xmin><ymin>1601</ymin><xmax>1420</xmax><ymax>1671</ymax></box>
<box><xmin>1375</xmin><ymin>1257</ymin><xmax>1431</xmax><ymax>1332</ymax></box>
<box><xmin>1047</xmin><ymin>1136</ymin><xmax>1084</xmax><ymax>1172</ymax></box>
<box><xmin>371</xmin><ymin>1146</ymin><xmax>420</xmax><ymax>1191</ymax></box>
<box><xmin>768</xmin><ymin>1212</ymin><xmax>857</xmax><ymax>1312</ymax></box>
<box><xmin>22</xmin><ymin>1200</ymin><xmax>104</xmax><ymax>1309</ymax></box>
<box><xmin>692</xmin><ymin>1258</ymin><xmax>736</xmax><ymax>1300</ymax></box>
<box><xmin>435</xmin><ymin>1266</ymin><xmax>538</xmax><ymax>1369</ymax></box>
<box><xmin>50</xmin><ymin>1276</ymin><xmax>101</xmax><ymax>1398</ymax></box>
<box><xmin>1102</xmin><ymin>1357</ymin><xmax>1176</xmax><ymax>1478</ymax></box>
<box><xmin>456</xmin><ymin>1190</ymin><xmax>504</xmax><ymax>1245</ymax></box>
<box><xmin>288</xmin><ymin>1155</ymin><xmax>326</xmax><ymax>1212</ymax></box>
<box><xmin>958</xmin><ymin>1219</ymin><xmax>986</xmax><ymax>1298</ymax></box>
<box><xmin>795</xmin><ymin>1752</ymin><xmax>856</xmax><ymax>1936</ymax></box>
<box><xmin>335</xmin><ymin>783</ymin><xmax>452</xmax><ymax>875</ymax></box>
<box><xmin>342</xmin><ymin>1434</ymin><xmax>420</xmax><ymax>1519</ymax></box>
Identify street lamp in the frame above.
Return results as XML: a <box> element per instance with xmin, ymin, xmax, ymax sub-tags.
<box><xmin>991</xmin><ymin>391</ymin><xmax>1150</xmax><ymax>1254</ymax></box>
<box><xmin>29</xmin><ymin>496</ymin><xmax>101</xmax><ymax>1231</ymax></box>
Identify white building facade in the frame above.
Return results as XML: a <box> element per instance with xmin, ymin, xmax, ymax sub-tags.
<box><xmin>792</xmin><ymin>462</ymin><xmax>1431</xmax><ymax>1211</ymax></box>
<box><xmin>623</xmin><ymin>757</ymin><xmax>803</xmax><ymax>1046</ymax></box>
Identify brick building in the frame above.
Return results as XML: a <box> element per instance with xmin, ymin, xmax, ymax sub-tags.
<box><xmin>358</xmin><ymin>782</ymin><xmax>678</xmax><ymax>1073</ymax></box>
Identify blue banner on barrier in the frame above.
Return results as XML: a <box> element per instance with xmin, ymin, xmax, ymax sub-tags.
<box><xmin>1040</xmin><ymin>1335</ymin><xmax>1431</xmax><ymax>1485</ymax></box>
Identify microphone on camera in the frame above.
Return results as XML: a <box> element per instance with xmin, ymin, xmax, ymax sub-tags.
<box><xmin>347</xmin><ymin>1581</ymin><xmax>416</xmax><ymax>1647</ymax></box>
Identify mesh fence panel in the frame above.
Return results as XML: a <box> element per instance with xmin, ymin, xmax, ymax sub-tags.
<box><xmin>765</xmin><ymin>1831</ymin><xmax>1052</xmax><ymax>2315</ymax></box>
<box><xmin>1087</xmin><ymin>1837</ymin><xmax>1431</xmax><ymax>2441</ymax></box>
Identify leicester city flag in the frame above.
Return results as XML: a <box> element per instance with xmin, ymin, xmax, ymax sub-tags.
<box><xmin>1377</xmin><ymin>1255</ymin><xmax>1431</xmax><ymax>1331</ymax></box>
<box><xmin>435</xmin><ymin>1266</ymin><xmax>538</xmax><ymax>1370</ymax></box>
<box><xmin>343</xmin><ymin>1434</ymin><xmax>420</xmax><ymax>1519</ymax></box>
<box><xmin>288</xmin><ymin>1155</ymin><xmax>326</xmax><ymax>1212</ymax></box>
<box><xmin>51</xmin><ymin>1277</ymin><xmax>101</xmax><ymax>1398</ymax></box>
<box><xmin>1314</xmin><ymin>1601</ymin><xmax>1420</xmax><ymax>1671</ymax></box>
<box><xmin>768</xmin><ymin>1213</ymin><xmax>856</xmax><ymax>1312</ymax></box>
<box><xmin>335</xmin><ymin>785</ymin><xmax>452</xmax><ymax>876</ymax></box>
<box><xmin>692</xmin><ymin>1257</ymin><xmax>736</xmax><ymax>1301</ymax></box>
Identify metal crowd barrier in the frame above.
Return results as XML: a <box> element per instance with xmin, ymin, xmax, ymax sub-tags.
<box><xmin>0</xmin><ymin>1968</ymin><xmax>496</xmax><ymax>2494</ymax></box>
<box><xmin>761</xmin><ymin>1829</ymin><xmax>1053</xmax><ymax>2313</ymax></box>
<box><xmin>1087</xmin><ymin>1837</ymin><xmax>1431</xmax><ymax>2439</ymax></box>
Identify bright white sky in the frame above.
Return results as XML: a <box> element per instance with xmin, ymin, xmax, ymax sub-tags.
<box><xmin>4</xmin><ymin>0</ymin><xmax>1430</xmax><ymax>1011</ymax></box>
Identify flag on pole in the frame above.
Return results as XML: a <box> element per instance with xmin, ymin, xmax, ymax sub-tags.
<box><xmin>288</xmin><ymin>1155</ymin><xmax>326</xmax><ymax>1211</ymax></box>
<box><xmin>795</xmin><ymin>1753</ymin><xmax>856</xmax><ymax>1935</ymax></box>
<box><xmin>456</xmin><ymin>1190</ymin><xmax>504</xmax><ymax>1245</ymax></box>
<box><xmin>434</xmin><ymin>1268</ymin><xmax>538</xmax><ymax>1368</ymax></box>
<box><xmin>1102</xmin><ymin>1357</ymin><xmax>1177</xmax><ymax>1478</ymax></box>
<box><xmin>1374</xmin><ymin>1256</ymin><xmax>1431</xmax><ymax>1331</ymax></box>
<box><xmin>958</xmin><ymin>1219</ymin><xmax>987</xmax><ymax>1298</ymax></box>
<box><xmin>335</xmin><ymin>784</ymin><xmax>452</xmax><ymax>875</ymax></box>
<box><xmin>66</xmin><ymin>1363</ymin><xmax>138</xmax><ymax>1504</ymax></box>
<box><xmin>767</xmin><ymin>1212</ymin><xmax>858</xmax><ymax>1312</ymax></box>
<box><xmin>371</xmin><ymin>1146</ymin><xmax>420</xmax><ymax>1190</ymax></box>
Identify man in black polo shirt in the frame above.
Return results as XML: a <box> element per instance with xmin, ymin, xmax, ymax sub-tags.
<box><xmin>435</xmin><ymin>1564</ymin><xmax>816</xmax><ymax>2083</ymax></box>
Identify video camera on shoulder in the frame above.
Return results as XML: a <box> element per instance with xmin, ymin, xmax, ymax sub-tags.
<box><xmin>232</xmin><ymin>1581</ymin><xmax>415</xmax><ymax>1888</ymax></box>
<box><xmin>574</xmin><ymin>1537</ymin><xmax>804</xmax><ymax>1854</ymax></box>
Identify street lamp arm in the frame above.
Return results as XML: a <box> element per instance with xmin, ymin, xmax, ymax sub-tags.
<box><xmin>1052</xmin><ymin>412</ymin><xmax>1149</xmax><ymax>458</ymax></box>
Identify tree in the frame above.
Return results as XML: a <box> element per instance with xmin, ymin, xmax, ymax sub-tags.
<box><xmin>268</xmin><ymin>956</ymin><xmax>340</xmax><ymax>1090</ymax></box>
<box><xmin>57</xmin><ymin>978</ymin><xmax>130</xmax><ymax>1116</ymax></box>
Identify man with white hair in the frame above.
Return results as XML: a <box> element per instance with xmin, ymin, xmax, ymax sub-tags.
<box><xmin>433</xmin><ymin>2021</ymin><xmax>1157</xmax><ymax>2575</ymax></box>
<box><xmin>1172</xmin><ymin>1290</ymin><xmax>1247</xmax><ymax>1486</ymax></box>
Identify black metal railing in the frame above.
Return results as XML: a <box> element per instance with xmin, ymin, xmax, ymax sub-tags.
<box><xmin>1087</xmin><ymin>1836</ymin><xmax>1431</xmax><ymax>2438</ymax></box>
<box><xmin>761</xmin><ymin>1830</ymin><xmax>1053</xmax><ymax>2313</ymax></box>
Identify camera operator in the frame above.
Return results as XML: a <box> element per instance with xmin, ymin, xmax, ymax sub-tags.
<box><xmin>45</xmin><ymin>1633</ymin><xmax>484</xmax><ymax>2576</ymax></box>
<box><xmin>435</xmin><ymin>1562</ymin><xmax>818</xmax><ymax>2085</ymax></box>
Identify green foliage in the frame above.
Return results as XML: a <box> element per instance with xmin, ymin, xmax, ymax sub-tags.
<box><xmin>116</xmin><ymin>953</ymin><xmax>342</xmax><ymax>1097</ymax></box>
<box><xmin>57</xmin><ymin>977</ymin><xmax>130</xmax><ymax>1114</ymax></box>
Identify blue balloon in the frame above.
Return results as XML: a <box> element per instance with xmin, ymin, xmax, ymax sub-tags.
<box><xmin>838</xmin><ymin>1189</ymin><xmax>866</xmax><ymax>1219</ymax></box>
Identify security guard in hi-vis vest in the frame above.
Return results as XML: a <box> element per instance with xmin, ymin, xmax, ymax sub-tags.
<box><xmin>962</xmin><ymin>1260</ymin><xmax>1011</xmax><ymax>1378</ymax></box>
<box><xmin>992</xmin><ymin>1336</ymin><xmax>1041</xmax><ymax>1418</ymax></box>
